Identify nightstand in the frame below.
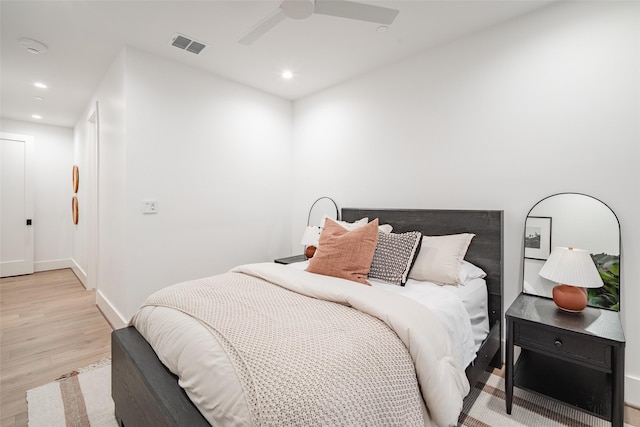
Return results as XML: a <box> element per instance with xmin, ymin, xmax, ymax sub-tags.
<box><xmin>505</xmin><ymin>293</ymin><xmax>625</xmax><ymax>426</ymax></box>
<box><xmin>274</xmin><ymin>254</ymin><xmax>307</xmax><ymax>265</ymax></box>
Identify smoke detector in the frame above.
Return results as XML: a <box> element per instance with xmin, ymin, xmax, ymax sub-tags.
<box><xmin>19</xmin><ymin>38</ymin><xmax>48</xmax><ymax>54</ymax></box>
<box><xmin>170</xmin><ymin>33</ymin><xmax>206</xmax><ymax>55</ymax></box>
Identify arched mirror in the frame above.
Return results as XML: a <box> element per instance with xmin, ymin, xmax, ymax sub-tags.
<box><xmin>523</xmin><ymin>193</ymin><xmax>620</xmax><ymax>311</ymax></box>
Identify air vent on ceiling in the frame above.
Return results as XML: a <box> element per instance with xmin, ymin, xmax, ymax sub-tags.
<box><xmin>171</xmin><ymin>33</ymin><xmax>206</xmax><ymax>55</ymax></box>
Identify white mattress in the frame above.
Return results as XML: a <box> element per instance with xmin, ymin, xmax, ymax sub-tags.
<box><xmin>287</xmin><ymin>261</ymin><xmax>489</xmax><ymax>368</ymax></box>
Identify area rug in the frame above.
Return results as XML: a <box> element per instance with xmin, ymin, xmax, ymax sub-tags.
<box><xmin>459</xmin><ymin>371</ymin><xmax>632</xmax><ymax>426</ymax></box>
<box><xmin>27</xmin><ymin>361</ymin><xmax>630</xmax><ymax>427</ymax></box>
<box><xmin>26</xmin><ymin>359</ymin><xmax>118</xmax><ymax>427</ymax></box>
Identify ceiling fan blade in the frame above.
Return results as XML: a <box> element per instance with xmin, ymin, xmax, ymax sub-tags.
<box><xmin>239</xmin><ymin>9</ymin><xmax>287</xmax><ymax>45</ymax></box>
<box><xmin>314</xmin><ymin>0</ymin><xmax>399</xmax><ymax>25</ymax></box>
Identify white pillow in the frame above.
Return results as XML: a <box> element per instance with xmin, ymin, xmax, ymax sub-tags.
<box><xmin>457</xmin><ymin>260</ymin><xmax>486</xmax><ymax>285</ymax></box>
<box><xmin>378</xmin><ymin>223</ymin><xmax>393</xmax><ymax>233</ymax></box>
<box><xmin>408</xmin><ymin>233</ymin><xmax>475</xmax><ymax>285</ymax></box>
<box><xmin>320</xmin><ymin>215</ymin><xmax>368</xmax><ymax>230</ymax></box>
<box><xmin>320</xmin><ymin>216</ymin><xmax>393</xmax><ymax>233</ymax></box>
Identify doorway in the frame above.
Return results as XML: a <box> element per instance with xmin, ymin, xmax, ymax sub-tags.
<box><xmin>0</xmin><ymin>133</ymin><xmax>34</xmax><ymax>277</ymax></box>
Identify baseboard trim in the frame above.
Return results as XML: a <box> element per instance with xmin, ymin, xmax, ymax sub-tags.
<box><xmin>626</xmin><ymin>373</ymin><xmax>640</xmax><ymax>407</ymax></box>
<box><xmin>96</xmin><ymin>289</ymin><xmax>128</xmax><ymax>329</ymax></box>
<box><xmin>70</xmin><ymin>259</ymin><xmax>89</xmax><ymax>289</ymax></box>
<box><xmin>34</xmin><ymin>258</ymin><xmax>73</xmax><ymax>272</ymax></box>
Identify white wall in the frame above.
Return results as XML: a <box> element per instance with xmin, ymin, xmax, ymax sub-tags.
<box><xmin>74</xmin><ymin>49</ymin><xmax>129</xmax><ymax>321</ymax></box>
<box><xmin>292</xmin><ymin>1</ymin><xmax>640</xmax><ymax>405</ymax></box>
<box><xmin>77</xmin><ymin>47</ymin><xmax>294</xmax><ymax>325</ymax></box>
<box><xmin>122</xmin><ymin>49</ymin><xmax>293</xmax><ymax>318</ymax></box>
<box><xmin>0</xmin><ymin>119</ymin><xmax>73</xmax><ymax>271</ymax></box>
<box><xmin>71</xmin><ymin>106</ymin><xmax>90</xmax><ymax>284</ymax></box>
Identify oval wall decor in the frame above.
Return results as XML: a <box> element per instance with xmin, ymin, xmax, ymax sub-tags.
<box><xmin>72</xmin><ymin>196</ymin><xmax>79</xmax><ymax>225</ymax></box>
<box><xmin>72</xmin><ymin>165</ymin><xmax>79</xmax><ymax>193</ymax></box>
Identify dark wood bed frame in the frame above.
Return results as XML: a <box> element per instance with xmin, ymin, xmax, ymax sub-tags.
<box><xmin>112</xmin><ymin>208</ymin><xmax>503</xmax><ymax>427</ymax></box>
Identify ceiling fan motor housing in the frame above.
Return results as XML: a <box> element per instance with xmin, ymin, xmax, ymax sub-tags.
<box><xmin>281</xmin><ymin>0</ymin><xmax>315</xmax><ymax>19</ymax></box>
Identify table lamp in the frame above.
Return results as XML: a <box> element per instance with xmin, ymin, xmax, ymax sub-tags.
<box><xmin>300</xmin><ymin>226</ymin><xmax>321</xmax><ymax>258</ymax></box>
<box><xmin>302</xmin><ymin>196</ymin><xmax>339</xmax><ymax>259</ymax></box>
<box><xmin>539</xmin><ymin>247</ymin><xmax>603</xmax><ymax>312</ymax></box>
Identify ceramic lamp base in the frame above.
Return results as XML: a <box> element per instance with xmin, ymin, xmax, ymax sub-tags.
<box><xmin>305</xmin><ymin>245</ymin><xmax>316</xmax><ymax>259</ymax></box>
<box><xmin>552</xmin><ymin>284</ymin><xmax>588</xmax><ymax>312</ymax></box>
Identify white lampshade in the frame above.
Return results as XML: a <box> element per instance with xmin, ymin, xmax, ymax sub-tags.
<box><xmin>300</xmin><ymin>226</ymin><xmax>321</xmax><ymax>246</ymax></box>
<box><xmin>539</xmin><ymin>247</ymin><xmax>603</xmax><ymax>288</ymax></box>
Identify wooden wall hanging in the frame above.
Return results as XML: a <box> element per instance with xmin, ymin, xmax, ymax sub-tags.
<box><xmin>72</xmin><ymin>165</ymin><xmax>79</xmax><ymax>193</ymax></box>
<box><xmin>72</xmin><ymin>196</ymin><xmax>79</xmax><ymax>225</ymax></box>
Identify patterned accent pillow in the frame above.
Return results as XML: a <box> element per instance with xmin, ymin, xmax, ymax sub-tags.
<box><xmin>369</xmin><ymin>231</ymin><xmax>422</xmax><ymax>286</ymax></box>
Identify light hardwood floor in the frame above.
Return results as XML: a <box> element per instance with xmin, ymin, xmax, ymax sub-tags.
<box><xmin>0</xmin><ymin>269</ymin><xmax>112</xmax><ymax>427</ymax></box>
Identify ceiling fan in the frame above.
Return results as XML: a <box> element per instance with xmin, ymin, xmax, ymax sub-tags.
<box><xmin>239</xmin><ymin>0</ymin><xmax>400</xmax><ymax>45</ymax></box>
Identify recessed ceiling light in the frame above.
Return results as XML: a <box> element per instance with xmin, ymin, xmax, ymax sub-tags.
<box><xmin>32</xmin><ymin>114</ymin><xmax>42</xmax><ymax>119</ymax></box>
<box><xmin>376</xmin><ymin>25</ymin><xmax>389</xmax><ymax>33</ymax></box>
<box><xmin>35</xmin><ymin>96</ymin><xmax>44</xmax><ymax>101</ymax></box>
<box><xmin>34</xmin><ymin>82</ymin><xmax>47</xmax><ymax>89</ymax></box>
<box><xmin>19</xmin><ymin>38</ymin><xmax>48</xmax><ymax>54</ymax></box>
<box><xmin>281</xmin><ymin>70</ymin><xmax>293</xmax><ymax>80</ymax></box>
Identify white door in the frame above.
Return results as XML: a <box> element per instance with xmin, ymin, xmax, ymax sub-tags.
<box><xmin>1</xmin><ymin>133</ymin><xmax>34</xmax><ymax>277</ymax></box>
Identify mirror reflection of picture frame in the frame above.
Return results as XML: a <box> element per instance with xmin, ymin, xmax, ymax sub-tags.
<box><xmin>524</xmin><ymin>216</ymin><xmax>552</xmax><ymax>260</ymax></box>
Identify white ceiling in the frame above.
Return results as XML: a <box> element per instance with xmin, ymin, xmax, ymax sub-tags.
<box><xmin>1</xmin><ymin>0</ymin><xmax>552</xmax><ymax>128</ymax></box>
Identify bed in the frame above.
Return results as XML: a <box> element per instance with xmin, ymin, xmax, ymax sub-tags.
<box><xmin>111</xmin><ymin>208</ymin><xmax>503</xmax><ymax>427</ymax></box>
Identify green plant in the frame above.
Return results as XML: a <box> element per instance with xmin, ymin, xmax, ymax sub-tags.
<box><xmin>587</xmin><ymin>253</ymin><xmax>619</xmax><ymax>311</ymax></box>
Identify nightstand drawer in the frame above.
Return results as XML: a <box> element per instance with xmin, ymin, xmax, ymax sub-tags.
<box><xmin>514</xmin><ymin>322</ymin><xmax>611</xmax><ymax>370</ymax></box>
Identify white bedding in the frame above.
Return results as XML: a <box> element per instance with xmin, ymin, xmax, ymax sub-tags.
<box><xmin>287</xmin><ymin>260</ymin><xmax>489</xmax><ymax>368</ymax></box>
<box><xmin>132</xmin><ymin>263</ymin><xmax>470</xmax><ymax>427</ymax></box>
<box><xmin>440</xmin><ymin>277</ymin><xmax>490</xmax><ymax>351</ymax></box>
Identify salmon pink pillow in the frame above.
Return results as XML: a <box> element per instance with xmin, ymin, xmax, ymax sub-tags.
<box><xmin>306</xmin><ymin>218</ymin><xmax>379</xmax><ymax>285</ymax></box>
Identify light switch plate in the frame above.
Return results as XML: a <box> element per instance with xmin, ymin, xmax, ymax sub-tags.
<box><xmin>142</xmin><ymin>200</ymin><xmax>158</xmax><ymax>214</ymax></box>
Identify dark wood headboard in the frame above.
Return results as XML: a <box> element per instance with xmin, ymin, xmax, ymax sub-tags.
<box><xmin>341</xmin><ymin>208</ymin><xmax>504</xmax><ymax>331</ymax></box>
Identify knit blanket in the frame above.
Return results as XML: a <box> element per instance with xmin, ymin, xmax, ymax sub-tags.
<box><xmin>135</xmin><ymin>263</ymin><xmax>469</xmax><ymax>427</ymax></box>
